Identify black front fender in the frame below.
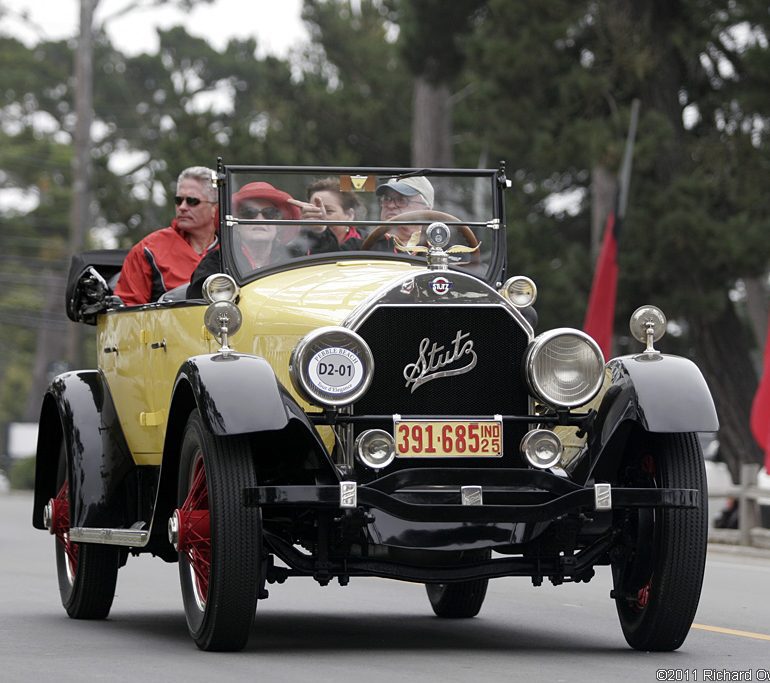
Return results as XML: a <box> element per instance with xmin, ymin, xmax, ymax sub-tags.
<box><xmin>153</xmin><ymin>354</ymin><xmax>335</xmax><ymax>537</ymax></box>
<box><xmin>176</xmin><ymin>354</ymin><xmax>297</xmax><ymax>435</ymax></box>
<box><xmin>589</xmin><ymin>354</ymin><xmax>719</xmax><ymax>465</ymax></box>
<box><xmin>169</xmin><ymin>353</ymin><xmax>332</xmax><ymax>471</ymax></box>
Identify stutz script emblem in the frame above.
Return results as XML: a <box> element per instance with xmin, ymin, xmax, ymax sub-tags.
<box><xmin>403</xmin><ymin>330</ymin><xmax>477</xmax><ymax>393</ymax></box>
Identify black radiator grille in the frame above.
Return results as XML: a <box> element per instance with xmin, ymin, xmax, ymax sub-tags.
<box><xmin>353</xmin><ymin>305</ymin><xmax>530</xmax><ymax>468</ymax></box>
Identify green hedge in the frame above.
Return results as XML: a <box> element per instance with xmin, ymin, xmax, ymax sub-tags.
<box><xmin>9</xmin><ymin>456</ymin><xmax>36</xmax><ymax>490</ymax></box>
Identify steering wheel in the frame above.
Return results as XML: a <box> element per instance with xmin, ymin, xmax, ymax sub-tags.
<box><xmin>361</xmin><ymin>210</ymin><xmax>480</xmax><ymax>264</ymax></box>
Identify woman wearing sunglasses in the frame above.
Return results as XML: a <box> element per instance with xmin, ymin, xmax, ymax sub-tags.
<box><xmin>114</xmin><ymin>166</ymin><xmax>219</xmax><ymax>305</ymax></box>
<box><xmin>231</xmin><ymin>182</ymin><xmax>301</xmax><ymax>270</ymax></box>
<box><xmin>187</xmin><ymin>182</ymin><xmax>301</xmax><ymax>299</ymax></box>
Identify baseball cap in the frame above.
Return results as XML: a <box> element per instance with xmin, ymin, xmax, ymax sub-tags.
<box><xmin>376</xmin><ymin>176</ymin><xmax>434</xmax><ymax>209</ymax></box>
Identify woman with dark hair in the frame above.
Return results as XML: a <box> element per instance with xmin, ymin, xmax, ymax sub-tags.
<box><xmin>287</xmin><ymin>177</ymin><xmax>363</xmax><ymax>254</ymax></box>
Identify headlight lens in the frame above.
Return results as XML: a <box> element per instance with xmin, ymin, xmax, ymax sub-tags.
<box><xmin>499</xmin><ymin>275</ymin><xmax>537</xmax><ymax>308</ymax></box>
<box><xmin>520</xmin><ymin>429</ymin><xmax>563</xmax><ymax>469</ymax></box>
<box><xmin>202</xmin><ymin>273</ymin><xmax>239</xmax><ymax>303</ymax></box>
<box><xmin>290</xmin><ymin>326</ymin><xmax>374</xmax><ymax>407</ymax></box>
<box><xmin>355</xmin><ymin>429</ymin><xmax>396</xmax><ymax>470</ymax></box>
<box><xmin>525</xmin><ymin>328</ymin><xmax>604</xmax><ymax>408</ymax></box>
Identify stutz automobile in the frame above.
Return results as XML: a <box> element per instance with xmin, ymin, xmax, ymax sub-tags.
<box><xmin>33</xmin><ymin>163</ymin><xmax>718</xmax><ymax>651</ymax></box>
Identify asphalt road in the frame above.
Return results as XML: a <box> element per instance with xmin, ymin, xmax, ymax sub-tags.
<box><xmin>2</xmin><ymin>491</ymin><xmax>768</xmax><ymax>682</ymax></box>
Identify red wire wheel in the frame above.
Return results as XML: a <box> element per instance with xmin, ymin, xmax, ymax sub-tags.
<box><xmin>176</xmin><ymin>410</ymin><xmax>262</xmax><ymax>651</ymax></box>
<box><xmin>50</xmin><ymin>481</ymin><xmax>79</xmax><ymax>581</ymax></box>
<box><xmin>175</xmin><ymin>454</ymin><xmax>212</xmax><ymax>609</ymax></box>
<box><xmin>52</xmin><ymin>442</ymin><xmax>119</xmax><ymax>619</ymax></box>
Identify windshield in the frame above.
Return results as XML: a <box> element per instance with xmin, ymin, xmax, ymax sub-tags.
<box><xmin>219</xmin><ymin>166</ymin><xmax>506</xmax><ymax>284</ymax></box>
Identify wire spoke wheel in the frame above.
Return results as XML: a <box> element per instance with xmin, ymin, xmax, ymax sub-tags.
<box><xmin>611</xmin><ymin>432</ymin><xmax>707</xmax><ymax>651</ymax></box>
<box><xmin>52</xmin><ymin>442</ymin><xmax>120</xmax><ymax>619</ymax></box>
<box><xmin>175</xmin><ymin>410</ymin><xmax>262</xmax><ymax>651</ymax></box>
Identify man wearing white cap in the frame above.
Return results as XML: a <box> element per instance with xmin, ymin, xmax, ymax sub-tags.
<box><xmin>373</xmin><ymin>176</ymin><xmax>435</xmax><ymax>249</ymax></box>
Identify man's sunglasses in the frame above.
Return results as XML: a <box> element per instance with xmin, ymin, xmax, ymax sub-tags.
<box><xmin>175</xmin><ymin>195</ymin><xmax>215</xmax><ymax>207</ymax></box>
<box><xmin>238</xmin><ymin>206</ymin><xmax>284</xmax><ymax>220</ymax></box>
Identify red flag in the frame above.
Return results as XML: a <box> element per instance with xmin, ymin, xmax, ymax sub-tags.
<box><xmin>583</xmin><ymin>212</ymin><xmax>618</xmax><ymax>360</ymax></box>
<box><xmin>749</xmin><ymin>314</ymin><xmax>770</xmax><ymax>473</ymax></box>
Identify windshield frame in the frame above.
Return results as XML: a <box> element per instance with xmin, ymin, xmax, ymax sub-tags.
<box><xmin>216</xmin><ymin>164</ymin><xmax>509</xmax><ymax>287</ymax></box>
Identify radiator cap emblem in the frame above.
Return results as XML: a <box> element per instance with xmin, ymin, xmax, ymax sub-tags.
<box><xmin>430</xmin><ymin>276</ymin><xmax>453</xmax><ymax>295</ymax></box>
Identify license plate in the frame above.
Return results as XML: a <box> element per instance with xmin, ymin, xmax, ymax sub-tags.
<box><xmin>394</xmin><ymin>419</ymin><xmax>503</xmax><ymax>457</ymax></box>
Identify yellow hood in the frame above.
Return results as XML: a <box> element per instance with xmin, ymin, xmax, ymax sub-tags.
<box><xmin>236</xmin><ymin>259</ymin><xmax>421</xmax><ymax>370</ymax></box>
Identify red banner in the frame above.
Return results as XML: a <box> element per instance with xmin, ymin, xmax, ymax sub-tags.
<box><xmin>583</xmin><ymin>212</ymin><xmax>618</xmax><ymax>361</ymax></box>
<box><xmin>750</xmin><ymin>315</ymin><xmax>770</xmax><ymax>473</ymax></box>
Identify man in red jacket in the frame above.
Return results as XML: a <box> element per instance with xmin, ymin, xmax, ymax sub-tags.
<box><xmin>114</xmin><ymin>166</ymin><xmax>219</xmax><ymax>305</ymax></box>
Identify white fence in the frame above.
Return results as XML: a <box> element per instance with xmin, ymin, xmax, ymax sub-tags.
<box><xmin>708</xmin><ymin>464</ymin><xmax>770</xmax><ymax>549</ymax></box>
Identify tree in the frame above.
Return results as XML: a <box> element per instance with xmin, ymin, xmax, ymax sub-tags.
<box><xmin>463</xmin><ymin>0</ymin><xmax>770</xmax><ymax>478</ymax></box>
<box><xmin>393</xmin><ymin>0</ymin><xmax>488</xmax><ymax>166</ymax></box>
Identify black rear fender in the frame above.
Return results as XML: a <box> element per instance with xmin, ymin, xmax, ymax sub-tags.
<box><xmin>32</xmin><ymin>371</ymin><xmax>138</xmax><ymax>530</ymax></box>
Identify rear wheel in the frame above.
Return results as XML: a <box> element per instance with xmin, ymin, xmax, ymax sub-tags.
<box><xmin>611</xmin><ymin>432</ymin><xmax>707</xmax><ymax>651</ymax></box>
<box><xmin>174</xmin><ymin>410</ymin><xmax>261</xmax><ymax>651</ymax></box>
<box><xmin>425</xmin><ymin>550</ymin><xmax>490</xmax><ymax>618</ymax></box>
<box><xmin>51</xmin><ymin>443</ymin><xmax>120</xmax><ymax>619</ymax></box>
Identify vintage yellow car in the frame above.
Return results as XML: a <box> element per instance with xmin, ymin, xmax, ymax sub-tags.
<box><xmin>33</xmin><ymin>163</ymin><xmax>718</xmax><ymax>652</ymax></box>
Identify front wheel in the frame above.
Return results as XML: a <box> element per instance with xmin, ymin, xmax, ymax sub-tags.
<box><xmin>611</xmin><ymin>432</ymin><xmax>707</xmax><ymax>651</ymax></box>
<box><xmin>51</xmin><ymin>443</ymin><xmax>120</xmax><ymax>619</ymax></box>
<box><xmin>174</xmin><ymin>410</ymin><xmax>262</xmax><ymax>651</ymax></box>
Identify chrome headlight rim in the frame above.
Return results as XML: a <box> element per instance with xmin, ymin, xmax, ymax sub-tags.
<box><xmin>202</xmin><ymin>273</ymin><xmax>240</xmax><ymax>303</ymax></box>
<box><xmin>355</xmin><ymin>428</ymin><xmax>396</xmax><ymax>470</ymax></box>
<box><xmin>290</xmin><ymin>326</ymin><xmax>374</xmax><ymax>408</ymax></box>
<box><xmin>525</xmin><ymin>328</ymin><xmax>605</xmax><ymax>409</ymax></box>
<box><xmin>520</xmin><ymin>428</ymin><xmax>563</xmax><ymax>470</ymax></box>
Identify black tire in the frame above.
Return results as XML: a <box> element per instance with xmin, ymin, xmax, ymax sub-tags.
<box><xmin>176</xmin><ymin>410</ymin><xmax>261</xmax><ymax>651</ymax></box>
<box><xmin>611</xmin><ymin>432</ymin><xmax>707</xmax><ymax>651</ymax></box>
<box><xmin>426</xmin><ymin>579</ymin><xmax>489</xmax><ymax>618</ymax></box>
<box><xmin>54</xmin><ymin>443</ymin><xmax>120</xmax><ymax>619</ymax></box>
<box><xmin>425</xmin><ymin>550</ymin><xmax>490</xmax><ymax>618</ymax></box>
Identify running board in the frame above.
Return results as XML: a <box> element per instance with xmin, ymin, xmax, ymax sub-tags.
<box><xmin>69</xmin><ymin>527</ymin><xmax>149</xmax><ymax>547</ymax></box>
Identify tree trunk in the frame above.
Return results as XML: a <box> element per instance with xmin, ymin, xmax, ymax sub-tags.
<box><xmin>590</xmin><ymin>165</ymin><xmax>616</xmax><ymax>263</ymax></box>
<box><xmin>23</xmin><ymin>271</ymin><xmax>69</xmax><ymax>421</ymax></box>
<box><xmin>689</xmin><ymin>302</ymin><xmax>764</xmax><ymax>482</ymax></box>
<box><xmin>743</xmin><ymin>277</ymin><xmax>767</xmax><ymax>363</ymax></box>
<box><xmin>411</xmin><ymin>77</ymin><xmax>452</xmax><ymax>167</ymax></box>
<box><xmin>67</xmin><ymin>0</ymin><xmax>98</xmax><ymax>369</ymax></box>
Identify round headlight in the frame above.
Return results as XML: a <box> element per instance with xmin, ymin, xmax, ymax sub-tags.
<box><xmin>499</xmin><ymin>276</ymin><xmax>537</xmax><ymax>308</ymax></box>
<box><xmin>355</xmin><ymin>429</ymin><xmax>396</xmax><ymax>470</ymax></box>
<box><xmin>202</xmin><ymin>273</ymin><xmax>240</xmax><ymax>303</ymax></box>
<box><xmin>289</xmin><ymin>326</ymin><xmax>374</xmax><ymax>407</ymax></box>
<box><xmin>525</xmin><ymin>328</ymin><xmax>604</xmax><ymax>408</ymax></box>
<box><xmin>520</xmin><ymin>429</ymin><xmax>563</xmax><ymax>469</ymax></box>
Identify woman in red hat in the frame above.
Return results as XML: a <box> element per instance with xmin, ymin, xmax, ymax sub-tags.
<box><xmin>187</xmin><ymin>181</ymin><xmax>300</xmax><ymax>298</ymax></box>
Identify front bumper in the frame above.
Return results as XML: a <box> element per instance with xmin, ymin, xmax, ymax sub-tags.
<box><xmin>246</xmin><ymin>468</ymin><xmax>699</xmax><ymax>584</ymax></box>
<box><xmin>244</xmin><ymin>467</ymin><xmax>698</xmax><ymax>523</ymax></box>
